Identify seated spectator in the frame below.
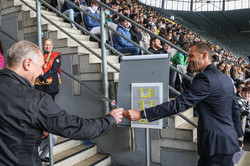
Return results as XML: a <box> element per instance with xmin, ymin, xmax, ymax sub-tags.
<box><xmin>109</xmin><ymin>0</ymin><xmax>119</xmax><ymax>15</ymax></box>
<box><xmin>179</xmin><ymin>33</ymin><xmax>188</xmax><ymax>47</ymax></box>
<box><xmin>159</xmin><ymin>43</ymin><xmax>171</xmax><ymax>54</ymax></box>
<box><xmin>113</xmin><ymin>15</ymin><xmax>140</xmax><ymax>55</ymax></box>
<box><xmin>172</xmin><ymin>36</ymin><xmax>180</xmax><ymax>47</ymax></box>
<box><xmin>246</xmin><ymin>80</ymin><xmax>250</xmax><ymax>88</ymax></box>
<box><xmin>183</xmin><ymin>64</ymin><xmax>196</xmax><ymax>91</ymax></box>
<box><xmin>212</xmin><ymin>54</ymin><xmax>219</xmax><ymax>66</ymax></box>
<box><xmin>235</xmin><ymin>81</ymin><xmax>245</xmax><ymax>98</ymax></box>
<box><xmin>148</xmin><ymin>37</ymin><xmax>162</xmax><ymax>54</ymax></box>
<box><xmin>171</xmin><ymin>43</ymin><xmax>189</xmax><ymax>68</ymax></box>
<box><xmin>83</xmin><ymin>1</ymin><xmax>101</xmax><ymax>34</ymax></box>
<box><xmin>237</xmin><ymin>87</ymin><xmax>250</xmax><ymax>139</ymax></box>
<box><xmin>158</xmin><ymin>28</ymin><xmax>167</xmax><ymax>39</ymax></box>
<box><xmin>0</xmin><ymin>41</ymin><xmax>4</xmax><ymax>69</ymax></box>
<box><xmin>140</xmin><ymin>24</ymin><xmax>151</xmax><ymax>54</ymax></box>
<box><xmin>130</xmin><ymin>24</ymin><xmax>142</xmax><ymax>44</ymax></box>
<box><xmin>130</xmin><ymin>14</ymin><xmax>138</xmax><ymax>22</ymax></box>
<box><xmin>151</xmin><ymin>25</ymin><xmax>158</xmax><ymax>35</ymax></box>
<box><xmin>217</xmin><ymin>61</ymin><xmax>226</xmax><ymax>72</ymax></box>
<box><xmin>230</xmin><ymin>65</ymin><xmax>240</xmax><ymax>83</ymax></box>
<box><xmin>222</xmin><ymin>63</ymin><xmax>231</xmax><ymax>77</ymax></box>
<box><xmin>61</xmin><ymin>0</ymin><xmax>82</xmax><ymax>29</ymax></box>
<box><xmin>105</xmin><ymin>9</ymin><xmax>113</xmax><ymax>24</ymax></box>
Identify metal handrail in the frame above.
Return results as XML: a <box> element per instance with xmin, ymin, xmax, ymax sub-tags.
<box><xmin>18</xmin><ymin>0</ymin><xmax>196</xmax><ymax>128</ymax></box>
<box><xmin>64</xmin><ymin>0</ymin><xmax>193</xmax><ymax>82</ymax></box>
<box><xmin>37</xmin><ymin>0</ymin><xmax>119</xmax><ymax>72</ymax></box>
<box><xmin>52</xmin><ymin>0</ymin><xmax>196</xmax><ymax>127</ymax></box>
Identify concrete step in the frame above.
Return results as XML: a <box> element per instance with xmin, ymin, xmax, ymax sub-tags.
<box><xmin>48</xmin><ymin>31</ymin><xmax>89</xmax><ymax>42</ymax></box>
<box><xmin>54</xmin><ymin>46</ymin><xmax>102</xmax><ymax>56</ymax></box>
<box><xmin>21</xmin><ymin>12</ymin><xmax>71</xmax><ymax>29</ymax></box>
<box><xmin>23</xmin><ymin>24</ymin><xmax>82</xmax><ymax>35</ymax></box>
<box><xmin>73</xmin><ymin>154</ymin><xmax>111</xmax><ymax>166</ymax></box>
<box><xmin>79</xmin><ymin>72</ymin><xmax>118</xmax><ymax>82</ymax></box>
<box><xmin>52</xmin><ymin>144</ymin><xmax>97</xmax><ymax>166</ymax></box>
<box><xmin>151</xmin><ymin>138</ymin><xmax>197</xmax><ymax>163</ymax></box>
<box><xmin>53</xmin><ymin>138</ymin><xmax>81</xmax><ymax>156</ymax></box>
<box><xmin>88</xmin><ymin>54</ymin><xmax>119</xmax><ymax>64</ymax></box>
<box><xmin>161</xmin><ymin>117</ymin><xmax>195</xmax><ymax>142</ymax></box>
<box><xmin>53</xmin><ymin>38</ymin><xmax>98</xmax><ymax>49</ymax></box>
<box><xmin>1</xmin><ymin>4</ymin><xmax>30</xmax><ymax>15</ymax></box>
<box><xmin>172</xmin><ymin>107</ymin><xmax>194</xmax><ymax>128</ymax></box>
<box><xmin>176</xmin><ymin>117</ymin><xmax>198</xmax><ymax>142</ymax></box>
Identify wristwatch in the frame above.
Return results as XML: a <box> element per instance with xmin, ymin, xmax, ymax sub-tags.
<box><xmin>141</xmin><ymin>110</ymin><xmax>146</xmax><ymax>119</ymax></box>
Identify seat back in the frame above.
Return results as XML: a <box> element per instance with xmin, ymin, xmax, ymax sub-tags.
<box><xmin>80</xmin><ymin>5</ymin><xmax>88</xmax><ymax>30</ymax></box>
<box><xmin>107</xmin><ymin>22</ymin><xmax>118</xmax><ymax>47</ymax></box>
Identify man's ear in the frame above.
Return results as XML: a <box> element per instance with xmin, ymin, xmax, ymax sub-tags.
<box><xmin>202</xmin><ymin>52</ymin><xmax>207</xmax><ymax>60</ymax></box>
<box><xmin>23</xmin><ymin>58</ymin><xmax>32</xmax><ymax>71</ymax></box>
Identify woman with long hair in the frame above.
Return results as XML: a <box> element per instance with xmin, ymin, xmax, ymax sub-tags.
<box><xmin>35</xmin><ymin>38</ymin><xmax>61</xmax><ymax>101</ymax></box>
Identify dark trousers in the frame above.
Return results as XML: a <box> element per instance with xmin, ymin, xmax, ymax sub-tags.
<box><xmin>198</xmin><ymin>154</ymin><xmax>234</xmax><ymax>166</ymax></box>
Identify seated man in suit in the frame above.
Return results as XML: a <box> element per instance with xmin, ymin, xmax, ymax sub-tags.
<box><xmin>124</xmin><ymin>42</ymin><xmax>243</xmax><ymax>166</ymax></box>
<box><xmin>113</xmin><ymin>14</ymin><xmax>140</xmax><ymax>55</ymax></box>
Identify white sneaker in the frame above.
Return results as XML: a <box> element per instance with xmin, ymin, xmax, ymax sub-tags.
<box><xmin>72</xmin><ymin>26</ymin><xmax>77</xmax><ymax>30</ymax></box>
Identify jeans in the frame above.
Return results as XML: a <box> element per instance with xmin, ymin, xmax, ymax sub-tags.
<box><xmin>63</xmin><ymin>9</ymin><xmax>80</xmax><ymax>27</ymax></box>
<box><xmin>118</xmin><ymin>47</ymin><xmax>140</xmax><ymax>55</ymax></box>
<box><xmin>38</xmin><ymin>135</ymin><xmax>57</xmax><ymax>159</ymax></box>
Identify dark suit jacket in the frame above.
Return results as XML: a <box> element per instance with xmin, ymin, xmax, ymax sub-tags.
<box><xmin>145</xmin><ymin>64</ymin><xmax>243</xmax><ymax>156</ymax></box>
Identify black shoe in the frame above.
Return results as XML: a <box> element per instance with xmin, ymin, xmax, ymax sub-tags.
<box><xmin>41</xmin><ymin>157</ymin><xmax>50</xmax><ymax>162</ymax></box>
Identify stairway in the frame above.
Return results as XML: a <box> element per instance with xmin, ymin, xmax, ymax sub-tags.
<box><xmin>42</xmin><ymin>137</ymin><xmax>111</xmax><ymax>166</ymax></box>
<box><xmin>1</xmin><ymin>0</ymin><xmax>120</xmax><ymax>96</ymax></box>
<box><xmin>151</xmin><ymin>104</ymin><xmax>198</xmax><ymax>164</ymax></box>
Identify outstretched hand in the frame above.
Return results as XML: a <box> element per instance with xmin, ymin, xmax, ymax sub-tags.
<box><xmin>123</xmin><ymin>110</ymin><xmax>142</xmax><ymax>121</ymax></box>
<box><xmin>109</xmin><ymin>108</ymin><xmax>124</xmax><ymax>124</ymax></box>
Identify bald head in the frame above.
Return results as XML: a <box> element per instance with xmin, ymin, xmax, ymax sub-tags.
<box><xmin>6</xmin><ymin>40</ymin><xmax>42</xmax><ymax>69</ymax></box>
<box><xmin>6</xmin><ymin>41</ymin><xmax>44</xmax><ymax>85</ymax></box>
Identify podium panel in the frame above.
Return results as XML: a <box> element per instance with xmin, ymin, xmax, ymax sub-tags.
<box><xmin>117</xmin><ymin>54</ymin><xmax>170</xmax><ymax>128</ymax></box>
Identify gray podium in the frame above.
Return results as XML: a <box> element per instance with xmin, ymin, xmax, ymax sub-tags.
<box><xmin>117</xmin><ymin>54</ymin><xmax>170</xmax><ymax>127</ymax></box>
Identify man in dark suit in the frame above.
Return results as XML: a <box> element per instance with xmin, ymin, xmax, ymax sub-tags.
<box><xmin>123</xmin><ymin>42</ymin><xmax>243</xmax><ymax>166</ymax></box>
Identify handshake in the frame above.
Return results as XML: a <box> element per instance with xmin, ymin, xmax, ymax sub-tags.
<box><xmin>108</xmin><ymin>108</ymin><xmax>143</xmax><ymax>123</ymax></box>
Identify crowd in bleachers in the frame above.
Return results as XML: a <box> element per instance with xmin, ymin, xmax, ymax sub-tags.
<box><xmin>46</xmin><ymin>0</ymin><xmax>250</xmax><ymax>139</ymax></box>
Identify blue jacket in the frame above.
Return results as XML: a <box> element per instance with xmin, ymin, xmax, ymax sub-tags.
<box><xmin>113</xmin><ymin>25</ymin><xmax>134</xmax><ymax>50</ymax></box>
<box><xmin>61</xmin><ymin>0</ymin><xmax>83</xmax><ymax>13</ymax></box>
<box><xmin>145</xmin><ymin>64</ymin><xmax>243</xmax><ymax>156</ymax></box>
<box><xmin>83</xmin><ymin>8</ymin><xmax>100</xmax><ymax>31</ymax></box>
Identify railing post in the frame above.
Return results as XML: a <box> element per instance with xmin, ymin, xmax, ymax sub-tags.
<box><xmin>36</xmin><ymin>1</ymin><xmax>53</xmax><ymax>165</ymax></box>
<box><xmin>48</xmin><ymin>133</ymin><xmax>54</xmax><ymax>166</ymax></box>
<box><xmin>100</xmin><ymin>6</ymin><xmax>109</xmax><ymax>114</ymax></box>
<box><xmin>36</xmin><ymin>0</ymin><xmax>42</xmax><ymax>49</ymax></box>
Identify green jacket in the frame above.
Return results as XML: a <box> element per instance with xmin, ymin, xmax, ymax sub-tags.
<box><xmin>171</xmin><ymin>52</ymin><xmax>188</xmax><ymax>67</ymax></box>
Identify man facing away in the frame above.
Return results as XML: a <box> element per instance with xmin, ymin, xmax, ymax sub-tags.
<box><xmin>0</xmin><ymin>41</ymin><xmax>123</xmax><ymax>165</ymax></box>
<box><xmin>123</xmin><ymin>42</ymin><xmax>243</xmax><ymax>166</ymax></box>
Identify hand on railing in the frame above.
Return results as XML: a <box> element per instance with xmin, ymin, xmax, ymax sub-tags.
<box><xmin>108</xmin><ymin>108</ymin><xmax>124</xmax><ymax>124</ymax></box>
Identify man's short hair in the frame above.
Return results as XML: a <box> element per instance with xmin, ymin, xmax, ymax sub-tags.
<box><xmin>191</xmin><ymin>42</ymin><xmax>213</xmax><ymax>60</ymax></box>
<box><xmin>150</xmin><ymin>37</ymin><xmax>158</xmax><ymax>46</ymax></box>
<box><xmin>6</xmin><ymin>40</ymin><xmax>42</xmax><ymax>68</ymax></box>
<box><xmin>121</xmin><ymin>13</ymin><xmax>129</xmax><ymax>22</ymax></box>
<box><xmin>235</xmin><ymin>81</ymin><xmax>245</xmax><ymax>88</ymax></box>
<box><xmin>110</xmin><ymin>0</ymin><xmax>119</xmax><ymax>6</ymax></box>
<box><xmin>242</xmin><ymin>87</ymin><xmax>250</xmax><ymax>93</ymax></box>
